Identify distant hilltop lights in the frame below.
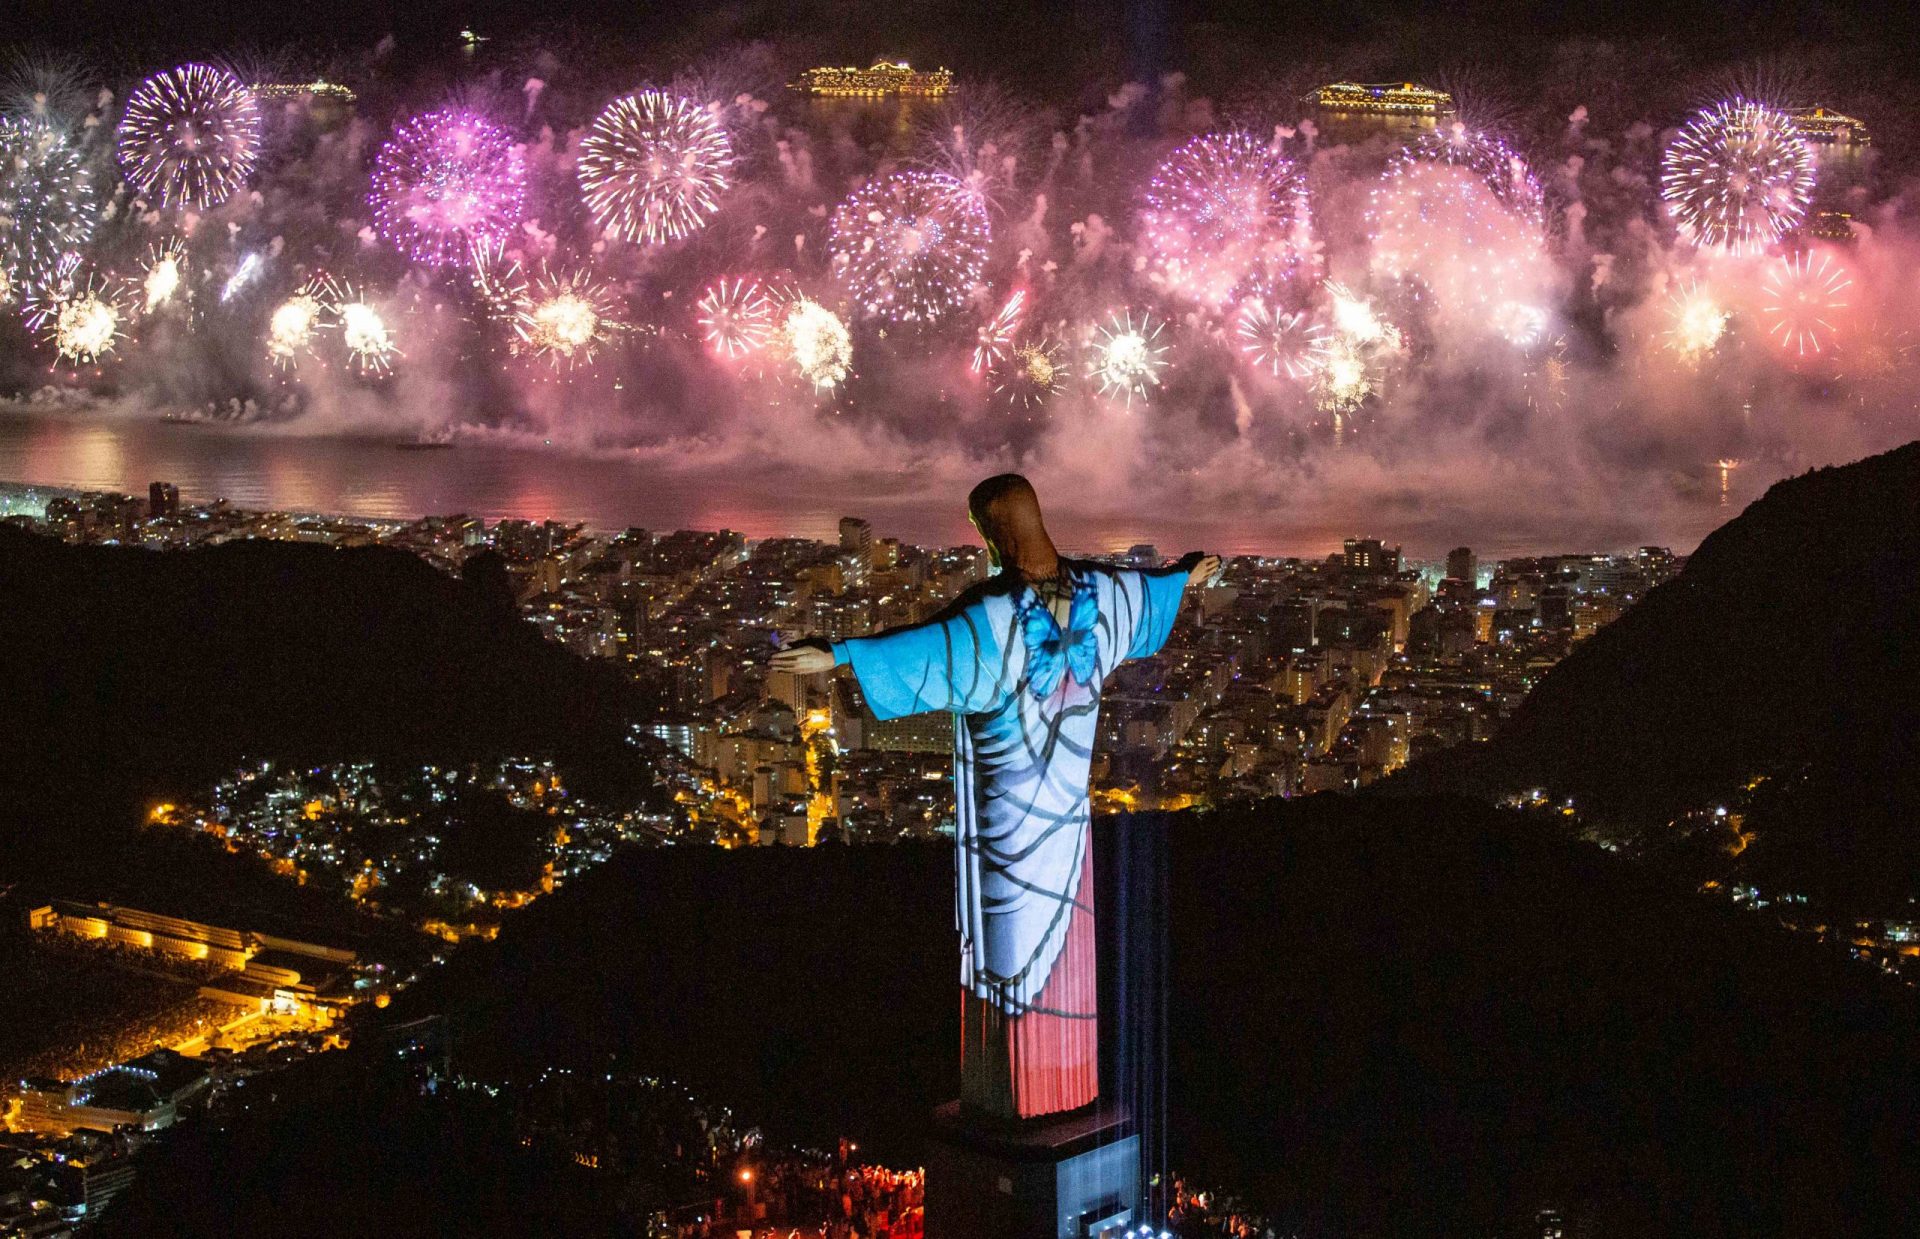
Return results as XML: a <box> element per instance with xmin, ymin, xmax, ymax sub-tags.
<box><xmin>1788</xmin><ymin>105</ymin><xmax>1871</xmax><ymax>145</ymax></box>
<box><xmin>791</xmin><ymin>60</ymin><xmax>953</xmax><ymax>98</ymax></box>
<box><xmin>1312</xmin><ymin>81</ymin><xmax>1455</xmax><ymax>117</ymax></box>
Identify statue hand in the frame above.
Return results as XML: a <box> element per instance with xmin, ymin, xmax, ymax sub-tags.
<box><xmin>770</xmin><ymin>638</ymin><xmax>836</xmax><ymax>675</ymax></box>
<box><xmin>1182</xmin><ymin>553</ymin><xmax>1222</xmax><ymax>588</ymax></box>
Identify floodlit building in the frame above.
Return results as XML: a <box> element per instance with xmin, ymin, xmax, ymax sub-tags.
<box><xmin>16</xmin><ymin>1050</ymin><xmax>211</xmax><ymax>1136</ymax></box>
<box><xmin>29</xmin><ymin>900</ymin><xmax>361</xmax><ymax>1014</ymax></box>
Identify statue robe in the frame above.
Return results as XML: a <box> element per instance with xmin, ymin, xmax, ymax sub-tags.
<box><xmin>836</xmin><ymin>560</ymin><xmax>1187</xmax><ymax>1119</ymax></box>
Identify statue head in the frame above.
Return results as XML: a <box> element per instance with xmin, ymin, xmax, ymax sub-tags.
<box><xmin>968</xmin><ymin>473</ymin><xmax>1051</xmax><ymax>570</ymax></box>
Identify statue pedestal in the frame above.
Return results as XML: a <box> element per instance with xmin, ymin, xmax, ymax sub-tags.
<box><xmin>924</xmin><ymin>1100</ymin><xmax>1139</xmax><ymax>1239</ymax></box>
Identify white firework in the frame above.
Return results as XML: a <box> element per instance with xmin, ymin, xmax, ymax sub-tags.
<box><xmin>1087</xmin><ymin>311</ymin><xmax>1168</xmax><ymax>405</ymax></box>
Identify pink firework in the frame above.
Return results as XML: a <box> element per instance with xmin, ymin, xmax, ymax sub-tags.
<box><xmin>1140</xmin><ymin>131</ymin><xmax>1308</xmax><ymax>308</ymax></box>
<box><xmin>1387</xmin><ymin>124</ymin><xmax>1544</xmax><ymax>226</ymax></box>
<box><xmin>696</xmin><ymin>276</ymin><xmax>778</xmax><ymax>360</ymax></box>
<box><xmin>830</xmin><ymin>171</ymin><xmax>991</xmax><ymax>324</ymax></box>
<box><xmin>370</xmin><ymin>109</ymin><xmax>527</xmax><ymax>270</ymax></box>
<box><xmin>1760</xmin><ymin>250</ymin><xmax>1850</xmax><ymax>359</ymax></box>
<box><xmin>1234</xmin><ymin>298</ymin><xmax>1328</xmax><ymax>381</ymax></box>
<box><xmin>972</xmin><ymin>289</ymin><xmax>1025</xmax><ymax>373</ymax></box>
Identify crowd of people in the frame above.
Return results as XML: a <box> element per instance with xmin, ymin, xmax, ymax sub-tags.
<box><xmin>0</xmin><ymin>928</ymin><xmax>232</xmax><ymax>1084</ymax></box>
<box><xmin>1165</xmin><ymin>1176</ymin><xmax>1283</xmax><ymax>1239</ymax></box>
<box><xmin>667</xmin><ymin>1158</ymin><xmax>924</xmax><ymax>1239</ymax></box>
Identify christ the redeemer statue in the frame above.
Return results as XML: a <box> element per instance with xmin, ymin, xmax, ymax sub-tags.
<box><xmin>772</xmin><ymin>474</ymin><xmax>1218</xmax><ymax>1122</ymax></box>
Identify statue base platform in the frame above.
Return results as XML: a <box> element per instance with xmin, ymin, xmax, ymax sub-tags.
<box><xmin>924</xmin><ymin>1100</ymin><xmax>1139</xmax><ymax>1239</ymax></box>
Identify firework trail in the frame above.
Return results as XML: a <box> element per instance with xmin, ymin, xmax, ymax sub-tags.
<box><xmin>1235</xmin><ymin>298</ymin><xmax>1329</xmax><ymax>380</ymax></box>
<box><xmin>972</xmin><ymin>289</ymin><xmax>1025</xmax><ymax>372</ymax></box>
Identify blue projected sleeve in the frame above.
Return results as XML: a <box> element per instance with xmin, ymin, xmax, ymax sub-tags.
<box><xmin>1127</xmin><ymin>568</ymin><xmax>1188</xmax><ymax>661</ymax></box>
<box><xmin>839</xmin><ymin>601</ymin><xmax>1005</xmax><ymax>720</ymax></box>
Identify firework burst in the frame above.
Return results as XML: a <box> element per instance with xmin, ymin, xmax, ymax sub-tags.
<box><xmin>510</xmin><ymin>267</ymin><xmax>625</xmax><ymax>369</ymax></box>
<box><xmin>333</xmin><ymin>287</ymin><xmax>399</xmax><ymax>375</ymax></box>
<box><xmin>117</xmin><ymin>64</ymin><xmax>261</xmax><ymax>209</ymax></box>
<box><xmin>778</xmin><ymin>298</ymin><xmax>851</xmax><ymax>389</ymax></box>
<box><xmin>41</xmin><ymin>277</ymin><xmax>128</xmax><ymax>366</ymax></box>
<box><xmin>141</xmin><ymin>241</ymin><xmax>189</xmax><ymax>315</ymax></box>
<box><xmin>831</xmin><ymin>171</ymin><xmax>990</xmax><ymax>324</ymax></box>
<box><xmin>578</xmin><ymin>90</ymin><xmax>732</xmax><ymax>246</ymax></box>
<box><xmin>1760</xmin><ymin>250</ymin><xmax>1850</xmax><ymax>359</ymax></box>
<box><xmin>1317</xmin><ymin>337</ymin><xmax>1375</xmax><ymax>412</ymax></box>
<box><xmin>370</xmin><ymin>108</ymin><xmax>526</xmax><ymax>269</ymax></box>
<box><xmin>1087</xmin><ymin>311</ymin><xmax>1168</xmax><ymax>405</ymax></box>
<box><xmin>1664</xmin><ymin>277</ymin><xmax>1728</xmax><ymax>361</ymax></box>
<box><xmin>1234</xmin><ymin>298</ymin><xmax>1328</xmax><ymax>380</ymax></box>
<box><xmin>1490</xmin><ymin>300</ymin><xmax>1550</xmax><ymax>348</ymax></box>
<box><xmin>1370</xmin><ymin>154</ymin><xmax>1554</xmax><ymax>336</ymax></box>
<box><xmin>992</xmin><ymin>338</ymin><xmax>1065</xmax><ymax>408</ymax></box>
<box><xmin>1324</xmin><ymin>282</ymin><xmax>1400</xmax><ymax>351</ymax></box>
<box><xmin>972</xmin><ymin>289</ymin><xmax>1025</xmax><ymax>373</ymax></box>
<box><xmin>1140</xmin><ymin>131</ymin><xmax>1309</xmax><ymax>308</ymax></box>
<box><xmin>265</xmin><ymin>282</ymin><xmax>329</xmax><ymax>370</ymax></box>
<box><xmin>1388</xmin><ymin>124</ymin><xmax>1544</xmax><ymax>224</ymax></box>
<box><xmin>1661</xmin><ymin>99</ymin><xmax>1814</xmax><ymax>255</ymax></box>
<box><xmin>914</xmin><ymin>83</ymin><xmax>1039</xmax><ymax>210</ymax></box>
<box><xmin>696</xmin><ymin>276</ymin><xmax>778</xmax><ymax>360</ymax></box>
<box><xmin>0</xmin><ymin>116</ymin><xmax>93</xmax><ymax>297</ymax></box>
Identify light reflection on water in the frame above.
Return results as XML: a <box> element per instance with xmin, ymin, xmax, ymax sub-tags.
<box><xmin>0</xmin><ymin>407</ymin><xmax>1728</xmax><ymax>558</ymax></box>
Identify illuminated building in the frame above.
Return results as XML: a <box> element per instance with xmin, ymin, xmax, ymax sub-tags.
<box><xmin>1344</xmin><ymin>537</ymin><xmax>1402</xmax><ymax>576</ymax></box>
<box><xmin>839</xmin><ymin>515</ymin><xmax>874</xmax><ymax>558</ymax></box>
<box><xmin>1311</xmin><ymin>81</ymin><xmax>1454</xmax><ymax>118</ymax></box>
<box><xmin>148</xmin><ymin>480</ymin><xmax>179</xmax><ymax>518</ymax></box>
<box><xmin>16</xmin><ymin>1049</ymin><xmax>211</xmax><ymax>1136</ymax></box>
<box><xmin>1788</xmin><ymin>105</ymin><xmax>1870</xmax><ymax>145</ymax></box>
<box><xmin>791</xmin><ymin>60</ymin><xmax>953</xmax><ymax>98</ymax></box>
<box><xmin>29</xmin><ymin>900</ymin><xmax>361</xmax><ymax>1013</ymax></box>
<box><xmin>1571</xmin><ymin>594</ymin><xmax>1623</xmax><ymax>641</ymax></box>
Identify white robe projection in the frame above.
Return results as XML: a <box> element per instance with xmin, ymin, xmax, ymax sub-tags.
<box><xmin>834</xmin><ymin>560</ymin><xmax>1187</xmax><ymax>1117</ymax></box>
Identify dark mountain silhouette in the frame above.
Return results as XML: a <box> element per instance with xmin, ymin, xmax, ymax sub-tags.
<box><xmin>103</xmin><ymin>797</ymin><xmax>1920</xmax><ymax>1238</ymax></box>
<box><xmin>1403</xmin><ymin>440</ymin><xmax>1920</xmax><ymax>911</ymax></box>
<box><xmin>0</xmin><ymin>526</ymin><xmax>648</xmax><ymax>909</ymax></box>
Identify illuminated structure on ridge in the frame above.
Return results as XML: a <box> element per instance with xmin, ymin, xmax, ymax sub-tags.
<box><xmin>1311</xmin><ymin>81</ymin><xmax>1455</xmax><ymax>117</ymax></box>
<box><xmin>791</xmin><ymin>59</ymin><xmax>953</xmax><ymax>98</ymax></box>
